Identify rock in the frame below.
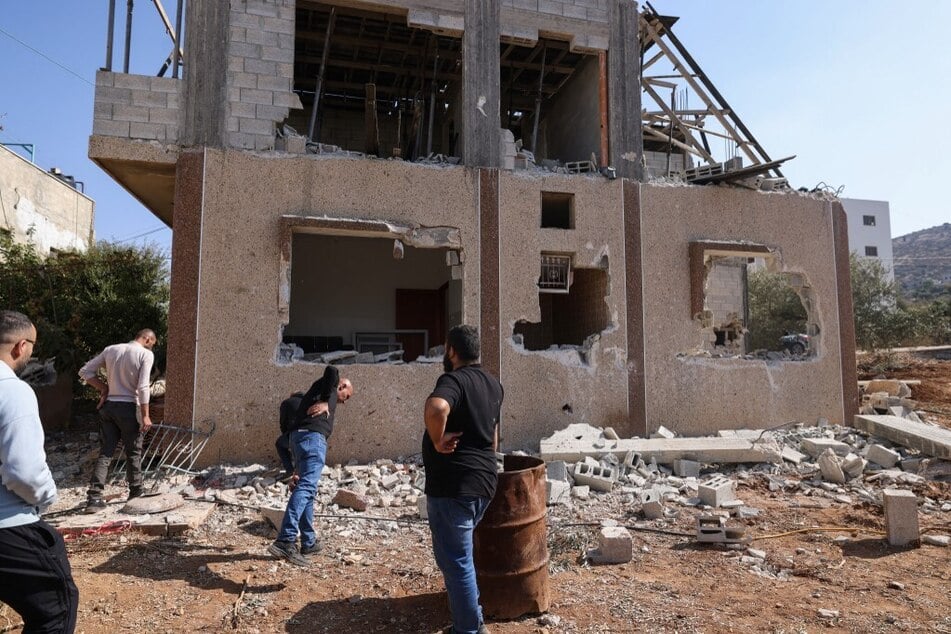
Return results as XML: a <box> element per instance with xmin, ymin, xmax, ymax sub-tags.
<box><xmin>747</xmin><ymin>548</ymin><xmax>766</xmax><ymax>559</ymax></box>
<box><xmin>260</xmin><ymin>506</ymin><xmax>285</xmax><ymax>529</ymax></box>
<box><xmin>571</xmin><ymin>485</ymin><xmax>590</xmax><ymax>500</ymax></box>
<box><xmin>888</xmin><ymin>581</ymin><xmax>905</xmax><ymax>591</ymax></box>
<box><xmin>922</xmin><ymin>535</ymin><xmax>950</xmax><ymax>547</ymax></box>
<box><xmin>538</xmin><ymin>614</ymin><xmax>561</xmax><ymax>627</ymax></box>
<box><xmin>333</xmin><ymin>488</ymin><xmax>369</xmax><ymax>512</ymax></box>
<box><xmin>817</xmin><ymin>609</ymin><xmax>839</xmax><ymax>619</ymax></box>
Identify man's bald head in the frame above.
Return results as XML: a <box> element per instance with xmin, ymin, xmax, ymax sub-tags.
<box><xmin>337</xmin><ymin>378</ymin><xmax>353</xmax><ymax>403</ymax></box>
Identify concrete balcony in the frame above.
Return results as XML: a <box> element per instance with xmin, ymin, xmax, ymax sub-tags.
<box><xmin>89</xmin><ymin>71</ymin><xmax>181</xmax><ymax>225</ymax></box>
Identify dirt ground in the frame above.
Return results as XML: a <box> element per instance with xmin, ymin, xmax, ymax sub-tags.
<box><xmin>5</xmin><ymin>353</ymin><xmax>951</xmax><ymax>634</ymax></box>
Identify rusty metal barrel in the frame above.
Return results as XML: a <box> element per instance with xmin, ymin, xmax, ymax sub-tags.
<box><xmin>473</xmin><ymin>454</ymin><xmax>551</xmax><ymax>619</ymax></box>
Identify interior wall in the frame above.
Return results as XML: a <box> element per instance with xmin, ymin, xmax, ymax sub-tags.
<box><xmin>286</xmin><ymin>234</ymin><xmax>450</xmax><ymax>341</ymax></box>
<box><xmin>639</xmin><ymin>185</ymin><xmax>846</xmax><ymax>433</ymax></box>
<box><xmin>539</xmin><ymin>54</ymin><xmax>601</xmax><ymax>164</ymax></box>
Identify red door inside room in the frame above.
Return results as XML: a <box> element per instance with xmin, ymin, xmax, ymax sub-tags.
<box><xmin>395</xmin><ymin>286</ymin><xmax>447</xmax><ymax>362</ymax></box>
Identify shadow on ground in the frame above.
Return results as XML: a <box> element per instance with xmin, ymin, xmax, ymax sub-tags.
<box><xmin>90</xmin><ymin>541</ymin><xmax>284</xmax><ymax>595</ymax></box>
<box><xmin>287</xmin><ymin>591</ymin><xmax>450</xmax><ymax>633</ymax></box>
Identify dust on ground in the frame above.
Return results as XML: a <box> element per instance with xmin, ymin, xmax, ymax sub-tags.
<box><xmin>6</xmin><ymin>354</ymin><xmax>951</xmax><ymax>634</ymax></box>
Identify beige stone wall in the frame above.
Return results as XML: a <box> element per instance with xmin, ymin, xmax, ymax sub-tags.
<box><xmin>0</xmin><ymin>145</ymin><xmax>94</xmax><ymax>255</ymax></box>
<box><xmin>498</xmin><ymin>172</ymin><xmax>630</xmax><ymax>449</ymax></box>
<box><xmin>639</xmin><ymin>186</ymin><xmax>845</xmax><ymax>433</ymax></box>
<box><xmin>189</xmin><ymin>151</ymin><xmax>478</xmax><ymax>464</ymax></box>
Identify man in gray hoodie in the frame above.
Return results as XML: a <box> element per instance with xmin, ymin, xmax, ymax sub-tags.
<box><xmin>0</xmin><ymin>310</ymin><xmax>78</xmax><ymax>632</ymax></box>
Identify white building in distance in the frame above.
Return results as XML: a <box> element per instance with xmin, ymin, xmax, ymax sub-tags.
<box><xmin>840</xmin><ymin>198</ymin><xmax>893</xmax><ymax>281</ymax></box>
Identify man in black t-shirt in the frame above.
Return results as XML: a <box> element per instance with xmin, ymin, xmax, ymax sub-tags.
<box><xmin>423</xmin><ymin>325</ymin><xmax>503</xmax><ymax>634</ymax></box>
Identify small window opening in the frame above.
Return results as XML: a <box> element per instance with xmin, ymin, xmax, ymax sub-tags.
<box><xmin>513</xmin><ymin>268</ymin><xmax>609</xmax><ymax>359</ymax></box>
<box><xmin>281</xmin><ymin>234</ymin><xmax>463</xmax><ymax>365</ymax></box>
<box><xmin>865</xmin><ymin>246</ymin><xmax>878</xmax><ymax>257</ymax></box>
<box><xmin>541</xmin><ymin>192</ymin><xmax>574</xmax><ymax>229</ymax></box>
<box><xmin>863</xmin><ymin>215</ymin><xmax>876</xmax><ymax>226</ymax></box>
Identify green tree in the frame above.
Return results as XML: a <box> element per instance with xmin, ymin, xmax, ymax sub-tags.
<box><xmin>746</xmin><ymin>268</ymin><xmax>808</xmax><ymax>351</ymax></box>
<box><xmin>0</xmin><ymin>232</ymin><xmax>169</xmax><ymax>381</ymax></box>
<box><xmin>849</xmin><ymin>253</ymin><xmax>923</xmax><ymax>350</ymax></box>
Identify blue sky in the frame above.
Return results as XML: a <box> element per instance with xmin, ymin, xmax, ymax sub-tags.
<box><xmin>1</xmin><ymin>0</ymin><xmax>948</xmax><ymax>256</ymax></box>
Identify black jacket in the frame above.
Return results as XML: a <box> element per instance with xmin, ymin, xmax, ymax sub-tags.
<box><xmin>291</xmin><ymin>366</ymin><xmax>340</xmax><ymax>438</ymax></box>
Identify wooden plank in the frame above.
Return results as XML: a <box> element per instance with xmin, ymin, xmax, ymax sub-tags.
<box><xmin>365</xmin><ymin>83</ymin><xmax>379</xmax><ymax>155</ymax></box>
<box><xmin>539</xmin><ymin>436</ymin><xmax>780</xmax><ymax>464</ymax></box>
<box><xmin>853</xmin><ymin>415</ymin><xmax>951</xmax><ymax>459</ymax></box>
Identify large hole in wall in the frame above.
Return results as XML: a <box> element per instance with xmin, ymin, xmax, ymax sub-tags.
<box><xmin>512</xmin><ymin>267</ymin><xmax>610</xmax><ymax>363</ymax></box>
<box><xmin>689</xmin><ymin>244</ymin><xmax>818</xmax><ymax>360</ymax></box>
<box><xmin>281</xmin><ymin>233</ymin><xmax>463</xmax><ymax>365</ymax></box>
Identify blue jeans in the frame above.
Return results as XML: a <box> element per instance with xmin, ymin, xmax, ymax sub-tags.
<box><xmin>277</xmin><ymin>430</ymin><xmax>327</xmax><ymax>549</ymax></box>
<box><xmin>428</xmin><ymin>495</ymin><xmax>491</xmax><ymax>634</ymax></box>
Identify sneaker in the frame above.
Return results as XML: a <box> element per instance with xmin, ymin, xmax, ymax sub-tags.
<box><xmin>267</xmin><ymin>540</ymin><xmax>310</xmax><ymax>567</ymax></box>
<box><xmin>83</xmin><ymin>498</ymin><xmax>107</xmax><ymax>514</ymax></box>
<box><xmin>300</xmin><ymin>540</ymin><xmax>322</xmax><ymax>556</ymax></box>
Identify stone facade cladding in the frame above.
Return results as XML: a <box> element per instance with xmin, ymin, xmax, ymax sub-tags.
<box><xmin>93</xmin><ymin>71</ymin><xmax>182</xmax><ymax>143</ymax></box>
<box><xmin>227</xmin><ymin>0</ymin><xmax>302</xmax><ymax>151</ymax></box>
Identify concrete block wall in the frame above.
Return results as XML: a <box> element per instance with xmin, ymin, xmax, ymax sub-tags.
<box><xmin>93</xmin><ymin>71</ymin><xmax>181</xmax><ymax>143</ymax></box>
<box><xmin>502</xmin><ymin>0</ymin><xmax>609</xmax><ymax>23</ymax></box>
<box><xmin>705</xmin><ymin>258</ymin><xmax>746</xmax><ymax>325</ymax></box>
<box><xmin>227</xmin><ymin>0</ymin><xmax>302</xmax><ymax>151</ymax></box>
<box><xmin>644</xmin><ymin>151</ymin><xmax>685</xmax><ymax>179</ymax></box>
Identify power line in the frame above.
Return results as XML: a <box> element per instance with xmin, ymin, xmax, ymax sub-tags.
<box><xmin>115</xmin><ymin>226</ymin><xmax>170</xmax><ymax>243</ymax></box>
<box><xmin>0</xmin><ymin>26</ymin><xmax>93</xmax><ymax>86</ymax></box>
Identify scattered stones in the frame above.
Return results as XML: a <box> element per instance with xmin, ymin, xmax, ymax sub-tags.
<box><xmin>922</xmin><ymin>534</ymin><xmax>950</xmax><ymax>547</ymax></box>
<box><xmin>333</xmin><ymin>489</ymin><xmax>370</xmax><ymax>512</ymax></box>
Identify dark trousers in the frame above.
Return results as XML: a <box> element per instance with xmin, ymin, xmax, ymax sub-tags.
<box><xmin>88</xmin><ymin>401</ymin><xmax>143</xmax><ymax>497</ymax></box>
<box><xmin>275</xmin><ymin>432</ymin><xmax>294</xmax><ymax>473</ymax></box>
<box><xmin>0</xmin><ymin>520</ymin><xmax>78</xmax><ymax>633</ymax></box>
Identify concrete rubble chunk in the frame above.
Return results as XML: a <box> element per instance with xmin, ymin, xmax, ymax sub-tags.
<box><xmin>546</xmin><ymin>480</ymin><xmax>571</xmax><ymax>506</ymax></box>
<box><xmin>801</xmin><ymin>437</ymin><xmax>851</xmax><ymax>458</ymax></box>
<box><xmin>867</xmin><ymin>444</ymin><xmax>901</xmax><ymax>469</ymax></box>
<box><xmin>260</xmin><ymin>506</ymin><xmax>285</xmax><ymax>529</ymax></box>
<box><xmin>540</xmin><ymin>433</ymin><xmax>780</xmax><ymax>464</ymax></box>
<box><xmin>695</xmin><ymin>515</ymin><xmax>749</xmax><ymax>544</ymax></box>
<box><xmin>865</xmin><ymin>379</ymin><xmax>906</xmax><ymax>397</ymax></box>
<box><xmin>332</xmin><ymin>488</ymin><xmax>369</xmax><ymax>512</ymax></box>
<box><xmin>883</xmin><ymin>489</ymin><xmax>919</xmax><ymax>546</ymax></box>
<box><xmin>571</xmin><ymin>485</ymin><xmax>590</xmax><ymax>500</ymax></box>
<box><xmin>841</xmin><ymin>454</ymin><xmax>867</xmax><ymax>479</ymax></box>
<box><xmin>698</xmin><ymin>475</ymin><xmax>735</xmax><ymax>507</ymax></box>
<box><xmin>817</xmin><ymin>449</ymin><xmax>846</xmax><ymax>484</ymax></box>
<box><xmin>650</xmin><ymin>425</ymin><xmax>676</xmax><ymax>440</ymax></box>
<box><xmin>572</xmin><ymin>462</ymin><xmax>617</xmax><ymax>492</ymax></box>
<box><xmin>922</xmin><ymin>534</ymin><xmax>950</xmax><ymax>547</ymax></box>
<box><xmin>546</xmin><ymin>460</ymin><xmax>568</xmax><ymax>482</ymax></box>
<box><xmin>673</xmin><ymin>459</ymin><xmax>700</xmax><ymax>478</ymax></box>
<box><xmin>781</xmin><ymin>446</ymin><xmax>806</xmax><ymax>465</ymax></box>
<box><xmin>587</xmin><ymin>526</ymin><xmax>633</xmax><ymax>564</ymax></box>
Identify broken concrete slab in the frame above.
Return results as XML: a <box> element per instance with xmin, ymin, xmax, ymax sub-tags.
<box><xmin>546</xmin><ymin>480</ymin><xmax>570</xmax><ymax>506</ymax></box>
<box><xmin>540</xmin><ymin>435</ymin><xmax>780</xmax><ymax>464</ymax></box>
<box><xmin>801</xmin><ymin>437</ymin><xmax>851</xmax><ymax>458</ymax></box>
<box><xmin>52</xmin><ymin>500</ymin><xmax>215</xmax><ymax>538</ymax></box>
<box><xmin>650</xmin><ymin>425</ymin><xmax>676</xmax><ymax>440</ymax></box>
<box><xmin>673</xmin><ymin>459</ymin><xmax>700</xmax><ymax>478</ymax></box>
<box><xmin>781</xmin><ymin>446</ymin><xmax>807</xmax><ymax>465</ymax></box>
<box><xmin>120</xmin><ymin>493</ymin><xmax>185</xmax><ymax>515</ymax></box>
<box><xmin>864</xmin><ymin>379</ymin><xmax>911</xmax><ymax>397</ymax></box>
<box><xmin>853</xmin><ymin>415</ymin><xmax>951</xmax><ymax>459</ymax></box>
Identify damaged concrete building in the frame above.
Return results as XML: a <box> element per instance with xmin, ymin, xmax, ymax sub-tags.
<box><xmin>89</xmin><ymin>0</ymin><xmax>858</xmax><ymax>464</ymax></box>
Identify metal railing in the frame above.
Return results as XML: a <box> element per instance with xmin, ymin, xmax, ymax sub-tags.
<box><xmin>104</xmin><ymin>0</ymin><xmax>186</xmax><ymax>78</ymax></box>
<box><xmin>109</xmin><ymin>418</ymin><xmax>216</xmax><ymax>487</ymax></box>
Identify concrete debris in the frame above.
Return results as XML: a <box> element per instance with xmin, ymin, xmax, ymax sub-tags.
<box><xmin>587</xmin><ymin>526</ymin><xmax>633</xmax><ymax>564</ymax></box>
<box><xmin>696</xmin><ymin>515</ymin><xmax>749</xmax><ymax>544</ymax></box>
<box><xmin>817</xmin><ymin>609</ymin><xmax>840</xmax><ymax>619</ymax></box>
<box><xmin>883</xmin><ymin>489</ymin><xmax>919</xmax><ymax>546</ymax></box>
<box><xmin>120</xmin><ymin>493</ymin><xmax>185</xmax><ymax>515</ymax></box>
<box><xmin>922</xmin><ymin>534</ymin><xmax>950</xmax><ymax>547</ymax></box>
<box><xmin>817</xmin><ymin>449</ymin><xmax>846</xmax><ymax>484</ymax></box>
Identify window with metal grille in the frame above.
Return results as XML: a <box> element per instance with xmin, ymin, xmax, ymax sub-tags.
<box><xmin>865</xmin><ymin>246</ymin><xmax>878</xmax><ymax>257</ymax></box>
<box><xmin>863</xmin><ymin>215</ymin><xmax>876</xmax><ymax>226</ymax></box>
<box><xmin>538</xmin><ymin>254</ymin><xmax>572</xmax><ymax>293</ymax></box>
